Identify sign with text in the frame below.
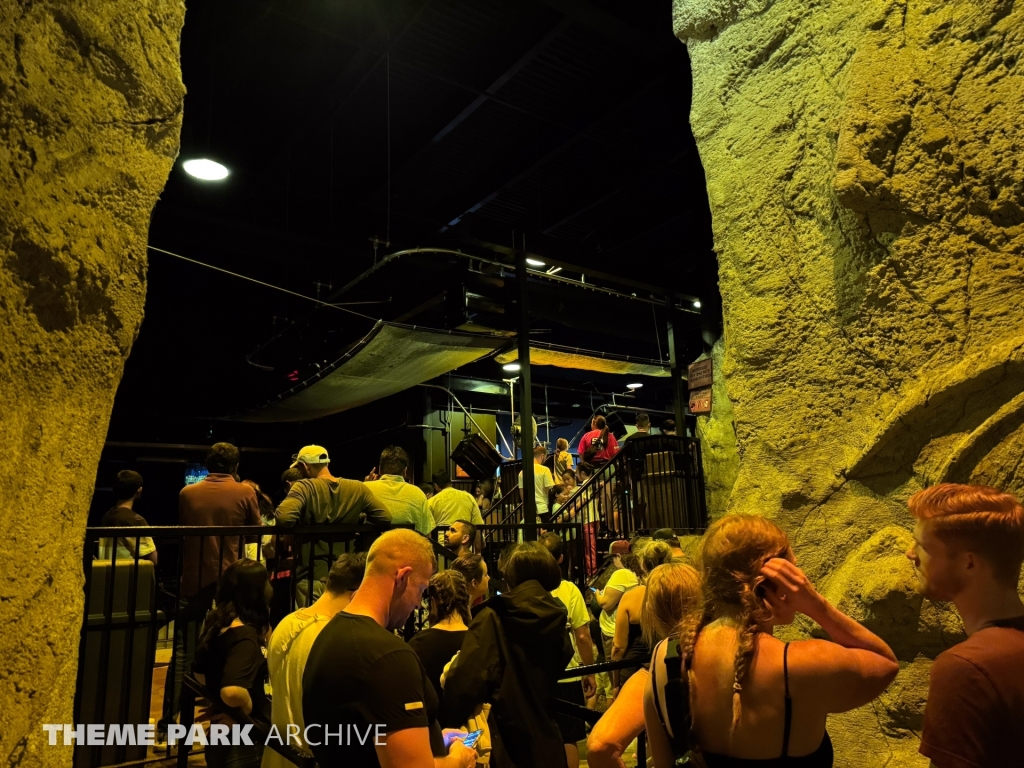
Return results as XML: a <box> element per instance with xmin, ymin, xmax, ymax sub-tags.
<box><xmin>688</xmin><ymin>387</ymin><xmax>712</xmax><ymax>414</ymax></box>
<box><xmin>687</xmin><ymin>359</ymin><xmax>713</xmax><ymax>390</ymax></box>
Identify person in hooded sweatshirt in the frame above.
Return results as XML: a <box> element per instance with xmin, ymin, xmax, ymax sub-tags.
<box><xmin>443</xmin><ymin>542</ymin><xmax>574</xmax><ymax>768</ymax></box>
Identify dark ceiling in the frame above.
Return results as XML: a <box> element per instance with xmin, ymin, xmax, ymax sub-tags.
<box><xmin>108</xmin><ymin>0</ymin><xmax>718</xmax><ymax>452</ymax></box>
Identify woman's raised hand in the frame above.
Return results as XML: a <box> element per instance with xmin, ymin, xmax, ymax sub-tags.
<box><xmin>760</xmin><ymin>558</ymin><xmax>827</xmax><ymax>619</ymax></box>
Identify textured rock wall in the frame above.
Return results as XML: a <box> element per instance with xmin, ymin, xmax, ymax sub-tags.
<box><xmin>674</xmin><ymin>0</ymin><xmax>1024</xmax><ymax>764</ymax></box>
<box><xmin>0</xmin><ymin>2</ymin><xmax>183</xmax><ymax>765</ymax></box>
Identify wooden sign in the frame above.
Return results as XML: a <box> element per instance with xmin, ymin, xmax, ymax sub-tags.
<box><xmin>688</xmin><ymin>359</ymin><xmax>713</xmax><ymax>390</ymax></box>
<box><xmin>689</xmin><ymin>387</ymin><xmax>712</xmax><ymax>414</ymax></box>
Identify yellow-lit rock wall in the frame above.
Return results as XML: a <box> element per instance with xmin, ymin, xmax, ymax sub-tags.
<box><xmin>0</xmin><ymin>2</ymin><xmax>183</xmax><ymax>765</ymax></box>
<box><xmin>674</xmin><ymin>0</ymin><xmax>1024</xmax><ymax>764</ymax></box>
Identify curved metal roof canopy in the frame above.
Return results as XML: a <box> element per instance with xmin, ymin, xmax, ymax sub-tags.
<box><xmin>234</xmin><ymin>322</ymin><xmax>509</xmax><ymax>423</ymax></box>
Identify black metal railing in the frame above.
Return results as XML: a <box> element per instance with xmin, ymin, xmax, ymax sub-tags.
<box><xmin>76</xmin><ymin>518</ymin><xmax>586</xmax><ymax>766</ymax></box>
<box><xmin>75</xmin><ymin>523</ymin><xmax>401</xmax><ymax>768</ymax></box>
<box><xmin>554</xmin><ymin>657</ymin><xmax>652</xmax><ymax>765</ymax></box>
<box><xmin>550</xmin><ymin>434</ymin><xmax>708</xmax><ymax>578</ymax></box>
<box><xmin>478</xmin><ymin>458</ymin><xmax>523</xmax><ymax>526</ymax></box>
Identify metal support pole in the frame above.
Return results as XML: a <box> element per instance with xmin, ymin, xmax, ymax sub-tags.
<box><xmin>517</xmin><ymin>249</ymin><xmax>537</xmax><ymax>539</ymax></box>
<box><xmin>666</xmin><ymin>302</ymin><xmax>687</xmax><ymax>432</ymax></box>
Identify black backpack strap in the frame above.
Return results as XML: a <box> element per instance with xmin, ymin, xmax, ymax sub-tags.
<box><xmin>662</xmin><ymin>638</ymin><xmax>694</xmax><ymax>759</ymax></box>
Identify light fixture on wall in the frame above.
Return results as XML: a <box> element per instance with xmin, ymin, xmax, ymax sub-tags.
<box><xmin>693</xmin><ymin>300</ymin><xmax>702</xmax><ymax>309</ymax></box>
<box><xmin>525</xmin><ymin>258</ymin><xmax>545</xmax><ymax>267</ymax></box>
<box><xmin>182</xmin><ymin>158</ymin><xmax>229</xmax><ymax>181</ymax></box>
<box><xmin>502</xmin><ymin>362</ymin><xmax>521</xmax><ymax>372</ymax></box>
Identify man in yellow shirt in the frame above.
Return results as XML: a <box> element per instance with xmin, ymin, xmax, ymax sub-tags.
<box><xmin>364</xmin><ymin>446</ymin><xmax>435</xmax><ymax>535</ymax></box>
<box><xmin>428</xmin><ymin>470</ymin><xmax>483</xmax><ymax>528</ymax></box>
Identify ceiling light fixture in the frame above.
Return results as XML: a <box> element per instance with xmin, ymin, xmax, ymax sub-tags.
<box><xmin>525</xmin><ymin>258</ymin><xmax>545</xmax><ymax>267</ymax></box>
<box><xmin>627</xmin><ymin>382</ymin><xmax>643</xmax><ymax>390</ymax></box>
<box><xmin>502</xmin><ymin>362</ymin><xmax>521</xmax><ymax>372</ymax></box>
<box><xmin>693</xmin><ymin>300</ymin><xmax>702</xmax><ymax>309</ymax></box>
<box><xmin>182</xmin><ymin>158</ymin><xmax>229</xmax><ymax>181</ymax></box>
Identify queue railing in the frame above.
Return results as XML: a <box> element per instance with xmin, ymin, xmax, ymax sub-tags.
<box><xmin>75</xmin><ymin>522</ymin><xmax>402</xmax><ymax>768</ymax></box>
<box><xmin>554</xmin><ymin>656</ymin><xmax>651</xmax><ymax>765</ymax></box>
<box><xmin>550</xmin><ymin>434</ymin><xmax>708</xmax><ymax>579</ymax></box>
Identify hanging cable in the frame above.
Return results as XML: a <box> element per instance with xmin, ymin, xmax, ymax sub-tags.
<box><xmin>147</xmin><ymin>245</ymin><xmax>379</xmax><ymax>321</ymax></box>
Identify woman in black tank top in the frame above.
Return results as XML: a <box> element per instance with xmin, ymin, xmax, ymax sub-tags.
<box><xmin>643</xmin><ymin>515</ymin><xmax>899</xmax><ymax>767</ymax></box>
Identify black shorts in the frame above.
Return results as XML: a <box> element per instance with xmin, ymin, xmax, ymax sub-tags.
<box><xmin>553</xmin><ymin>679</ymin><xmax>588</xmax><ymax>745</ymax></box>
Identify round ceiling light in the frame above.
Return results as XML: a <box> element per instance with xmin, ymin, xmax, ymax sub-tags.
<box><xmin>525</xmin><ymin>258</ymin><xmax>545</xmax><ymax>267</ymax></box>
<box><xmin>502</xmin><ymin>362</ymin><xmax>521</xmax><ymax>372</ymax></box>
<box><xmin>626</xmin><ymin>382</ymin><xmax>643</xmax><ymax>390</ymax></box>
<box><xmin>693</xmin><ymin>300</ymin><xmax>702</xmax><ymax>309</ymax></box>
<box><xmin>182</xmin><ymin>158</ymin><xmax>229</xmax><ymax>181</ymax></box>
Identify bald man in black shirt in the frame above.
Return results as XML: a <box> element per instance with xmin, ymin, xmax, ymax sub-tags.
<box><xmin>302</xmin><ymin>530</ymin><xmax>476</xmax><ymax>768</ymax></box>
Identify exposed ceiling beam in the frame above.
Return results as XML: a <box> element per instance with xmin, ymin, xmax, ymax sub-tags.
<box><xmin>431</xmin><ymin>18</ymin><xmax>571</xmax><ymax>143</ymax></box>
<box><xmin>465</xmin><ymin>237</ymin><xmax>700</xmax><ymax>305</ymax></box>
<box><xmin>264</xmin><ymin>0</ymin><xmax>434</xmax><ymax>172</ymax></box>
<box><xmin>541</xmin><ymin>151</ymin><xmax>688</xmax><ymax>236</ymax></box>
<box><xmin>438</xmin><ymin>78</ymin><xmax>666</xmax><ymax>232</ymax></box>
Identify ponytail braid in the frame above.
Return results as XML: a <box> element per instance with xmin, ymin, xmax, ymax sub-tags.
<box><xmin>730</xmin><ymin>580</ymin><xmax>764</xmax><ymax>736</ymax></box>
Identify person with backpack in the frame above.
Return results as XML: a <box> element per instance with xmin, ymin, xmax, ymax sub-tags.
<box><xmin>443</xmin><ymin>542</ymin><xmax>574</xmax><ymax>767</ymax></box>
<box><xmin>578</xmin><ymin>415</ymin><xmax>619</xmax><ymax>467</ymax></box>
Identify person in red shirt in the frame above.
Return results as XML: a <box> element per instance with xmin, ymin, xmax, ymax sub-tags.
<box><xmin>578</xmin><ymin>415</ymin><xmax>619</xmax><ymax>466</ymax></box>
<box><xmin>906</xmin><ymin>483</ymin><xmax>1024</xmax><ymax>768</ymax></box>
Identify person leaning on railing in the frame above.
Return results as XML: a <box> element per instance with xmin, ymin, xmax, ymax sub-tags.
<box><xmin>644</xmin><ymin>515</ymin><xmax>899</xmax><ymax>767</ymax></box>
<box><xmin>98</xmin><ymin>469</ymin><xmax>157</xmax><ymax>565</ymax></box>
<box><xmin>275</xmin><ymin>444</ymin><xmax>391</xmax><ymax>607</ymax></box>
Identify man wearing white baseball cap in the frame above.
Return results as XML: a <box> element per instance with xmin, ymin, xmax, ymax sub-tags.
<box><xmin>276</xmin><ymin>445</ymin><xmax>391</xmax><ymax>606</ymax></box>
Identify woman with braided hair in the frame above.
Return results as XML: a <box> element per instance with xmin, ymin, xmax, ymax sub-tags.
<box><xmin>644</xmin><ymin>515</ymin><xmax>899</xmax><ymax>767</ymax></box>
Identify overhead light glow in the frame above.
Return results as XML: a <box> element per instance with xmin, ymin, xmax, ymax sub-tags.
<box><xmin>182</xmin><ymin>158</ymin><xmax>229</xmax><ymax>181</ymax></box>
<box><xmin>526</xmin><ymin>258</ymin><xmax>545</xmax><ymax>267</ymax></box>
<box><xmin>693</xmin><ymin>300</ymin><xmax>702</xmax><ymax>309</ymax></box>
<box><xmin>627</xmin><ymin>382</ymin><xmax>643</xmax><ymax>390</ymax></box>
<box><xmin>502</xmin><ymin>362</ymin><xmax>521</xmax><ymax>372</ymax></box>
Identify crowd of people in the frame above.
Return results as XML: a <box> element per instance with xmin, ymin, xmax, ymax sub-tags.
<box><xmin>96</xmin><ymin>437</ymin><xmax>1023</xmax><ymax>768</ymax></box>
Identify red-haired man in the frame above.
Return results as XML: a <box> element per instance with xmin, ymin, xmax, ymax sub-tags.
<box><xmin>906</xmin><ymin>483</ymin><xmax>1024</xmax><ymax>768</ymax></box>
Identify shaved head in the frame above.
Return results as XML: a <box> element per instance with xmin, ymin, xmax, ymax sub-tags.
<box><xmin>367</xmin><ymin>528</ymin><xmax>436</xmax><ymax>579</ymax></box>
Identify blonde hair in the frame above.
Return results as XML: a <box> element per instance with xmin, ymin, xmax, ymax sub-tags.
<box><xmin>640</xmin><ymin>561</ymin><xmax>701</xmax><ymax>648</ymax></box>
<box><xmin>682</xmin><ymin>514</ymin><xmax>791</xmax><ymax>736</ymax></box>
<box><xmin>367</xmin><ymin>529</ymin><xmax>436</xmax><ymax>577</ymax></box>
<box><xmin>556</xmin><ymin>437</ymin><xmax>569</xmax><ymax>451</ymax></box>
<box><xmin>639</xmin><ymin>540</ymin><xmax>674</xmax><ymax>577</ymax></box>
<box><xmin>909</xmin><ymin>483</ymin><xmax>1024</xmax><ymax>585</ymax></box>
